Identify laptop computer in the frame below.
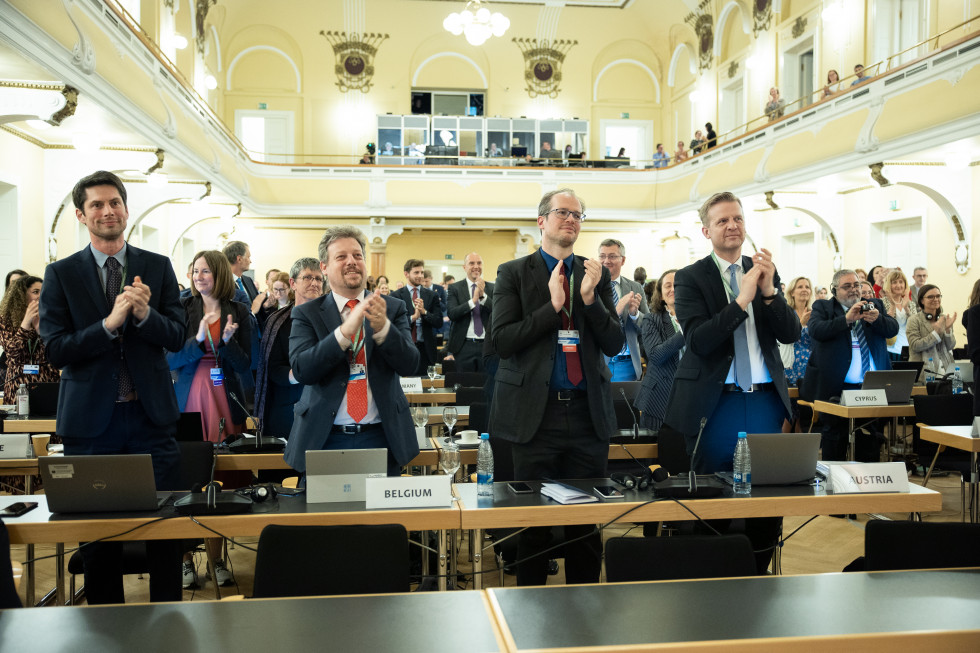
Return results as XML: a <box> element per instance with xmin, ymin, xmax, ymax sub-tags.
<box><xmin>892</xmin><ymin>360</ymin><xmax>924</xmax><ymax>378</ymax></box>
<box><xmin>39</xmin><ymin>454</ymin><xmax>170</xmax><ymax>513</ymax></box>
<box><xmin>306</xmin><ymin>448</ymin><xmax>387</xmax><ymax>503</ymax></box>
<box><xmin>862</xmin><ymin>370</ymin><xmax>917</xmax><ymax>404</ymax></box>
<box><xmin>716</xmin><ymin>433</ymin><xmax>820</xmax><ymax>486</ymax></box>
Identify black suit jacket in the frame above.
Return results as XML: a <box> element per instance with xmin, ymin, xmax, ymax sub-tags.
<box><xmin>239</xmin><ymin>274</ymin><xmax>259</xmax><ymax>302</ymax></box>
<box><xmin>446</xmin><ymin>278</ymin><xmax>494</xmax><ymax>354</ymax></box>
<box><xmin>490</xmin><ymin>252</ymin><xmax>624</xmax><ymax>444</ymax></box>
<box><xmin>663</xmin><ymin>253</ymin><xmax>800</xmax><ymax>437</ymax></box>
<box><xmin>391</xmin><ymin>285</ymin><xmax>441</xmax><ymax>363</ymax></box>
<box><xmin>40</xmin><ymin>244</ymin><xmax>186</xmax><ymax>438</ymax></box>
<box><xmin>799</xmin><ymin>297</ymin><xmax>898</xmax><ymax>402</ymax></box>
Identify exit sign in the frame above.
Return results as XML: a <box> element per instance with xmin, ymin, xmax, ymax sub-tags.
<box><xmin>620</xmin><ymin>112</ymin><xmax>629</xmax><ymax>119</ymax></box>
<box><xmin>258</xmin><ymin>102</ymin><xmax>268</xmax><ymax>110</ymax></box>
<box><xmin>444</xmin><ymin>254</ymin><xmax>454</xmax><ymax>260</ymax></box>
<box><xmin>889</xmin><ymin>200</ymin><xmax>900</xmax><ymax>211</ymax></box>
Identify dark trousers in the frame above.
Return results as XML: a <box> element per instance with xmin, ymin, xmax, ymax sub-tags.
<box><xmin>511</xmin><ymin>397</ymin><xmax>608</xmax><ymax>586</ymax></box>
<box><xmin>454</xmin><ymin>339</ymin><xmax>486</xmax><ymax>373</ymax></box>
<box><xmin>61</xmin><ymin>401</ymin><xmax>182</xmax><ymax>604</ymax></box>
<box><xmin>688</xmin><ymin>389</ymin><xmax>785</xmax><ymax>575</ymax></box>
<box><xmin>413</xmin><ymin>341</ymin><xmax>433</xmax><ymax>377</ymax></box>
<box><xmin>820</xmin><ymin>383</ymin><xmax>862</xmax><ymax>462</ymax></box>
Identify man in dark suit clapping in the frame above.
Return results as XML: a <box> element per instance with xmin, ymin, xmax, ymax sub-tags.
<box><xmin>391</xmin><ymin>259</ymin><xmax>442</xmax><ymax>377</ymax></box>
<box><xmin>446</xmin><ymin>252</ymin><xmax>494</xmax><ymax>373</ymax></box>
<box><xmin>40</xmin><ymin>170</ymin><xmax>186</xmax><ymax>604</ymax></box>
<box><xmin>491</xmin><ymin>188</ymin><xmax>624</xmax><ymax>586</ymax></box>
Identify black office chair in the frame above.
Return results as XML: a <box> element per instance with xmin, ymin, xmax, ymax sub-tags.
<box><xmin>605</xmin><ymin>534</ymin><xmax>756</xmax><ymax>582</ymax></box>
<box><xmin>454</xmin><ymin>386</ymin><xmax>486</xmax><ymax>407</ymax></box>
<box><xmin>654</xmin><ymin>424</ymin><xmax>690</xmax><ymax>475</ymax></box>
<box><xmin>0</xmin><ymin>518</ymin><xmax>22</xmax><ymax>608</ymax></box>
<box><xmin>68</xmin><ymin>442</ymin><xmax>215</xmax><ymax>604</ymax></box>
<box><xmin>911</xmin><ymin>394</ymin><xmax>972</xmax><ymax>515</ymax></box>
<box><xmin>252</xmin><ymin>524</ymin><xmax>409</xmax><ymax>598</ymax></box>
<box><xmin>439</xmin><ymin>358</ymin><xmax>457</xmax><ymax>375</ymax></box>
<box><xmin>445</xmin><ymin>371</ymin><xmax>486</xmax><ymax>389</ymax></box>
<box><xmin>864</xmin><ymin>520</ymin><xmax>980</xmax><ymax>571</ymax></box>
<box><xmin>952</xmin><ymin>347</ymin><xmax>967</xmax><ymax>360</ymax></box>
<box><xmin>468</xmin><ymin>401</ymin><xmax>489</xmax><ymax>436</ymax></box>
<box><xmin>176</xmin><ymin>412</ymin><xmax>205</xmax><ymax>442</ymax></box>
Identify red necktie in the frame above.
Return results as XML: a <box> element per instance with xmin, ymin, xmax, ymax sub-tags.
<box><xmin>559</xmin><ymin>264</ymin><xmax>583</xmax><ymax>386</ymax></box>
<box><xmin>411</xmin><ymin>287</ymin><xmax>418</xmax><ymax>342</ymax></box>
<box><xmin>345</xmin><ymin>299</ymin><xmax>368</xmax><ymax>422</ymax></box>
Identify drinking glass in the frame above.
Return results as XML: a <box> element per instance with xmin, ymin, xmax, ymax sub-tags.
<box><xmin>439</xmin><ymin>444</ymin><xmax>461</xmax><ymax>499</ymax></box>
<box><xmin>412</xmin><ymin>405</ymin><xmax>429</xmax><ymax>429</ymax></box>
<box><xmin>427</xmin><ymin>365</ymin><xmax>437</xmax><ymax>391</ymax></box>
<box><xmin>442</xmin><ymin>406</ymin><xmax>458</xmax><ymax>442</ymax></box>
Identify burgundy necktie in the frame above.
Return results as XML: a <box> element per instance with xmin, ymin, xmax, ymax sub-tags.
<box><xmin>411</xmin><ymin>287</ymin><xmax>418</xmax><ymax>342</ymax></box>
<box><xmin>559</xmin><ymin>264</ymin><xmax>583</xmax><ymax>385</ymax></box>
<box><xmin>471</xmin><ymin>283</ymin><xmax>484</xmax><ymax>336</ymax></box>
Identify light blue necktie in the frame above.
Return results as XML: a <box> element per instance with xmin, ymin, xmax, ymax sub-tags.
<box><xmin>611</xmin><ymin>281</ymin><xmax>629</xmax><ymax>357</ymax></box>
<box><xmin>728</xmin><ymin>264</ymin><xmax>753</xmax><ymax>390</ymax></box>
<box><xmin>853</xmin><ymin>322</ymin><xmax>872</xmax><ymax>376</ymax></box>
<box><xmin>236</xmin><ymin>277</ymin><xmax>245</xmax><ymax>295</ymax></box>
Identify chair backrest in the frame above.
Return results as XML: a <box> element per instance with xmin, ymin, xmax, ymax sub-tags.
<box><xmin>605</xmin><ymin>534</ymin><xmax>756</xmax><ymax>582</ymax></box>
<box><xmin>445</xmin><ymin>371</ymin><xmax>486</xmax><ymax>389</ymax></box>
<box><xmin>454</xmin><ymin>387</ymin><xmax>486</xmax><ymax>407</ymax></box>
<box><xmin>439</xmin><ymin>358</ymin><xmax>457</xmax><ymax>375</ymax></box>
<box><xmin>0</xmin><ymin>518</ymin><xmax>22</xmax><ymax>608</ymax></box>
<box><xmin>468</xmin><ymin>401</ymin><xmax>489</xmax><ymax>436</ymax></box>
<box><xmin>252</xmin><ymin>524</ymin><xmax>410</xmax><ymax>598</ymax></box>
<box><xmin>655</xmin><ymin>424</ymin><xmax>691</xmax><ymax>475</ymax></box>
<box><xmin>865</xmin><ymin>520</ymin><xmax>980</xmax><ymax>571</ymax></box>
<box><xmin>176</xmin><ymin>412</ymin><xmax>206</xmax><ymax>442</ymax></box>
<box><xmin>912</xmin><ymin>394</ymin><xmax>974</xmax><ymax>427</ymax></box>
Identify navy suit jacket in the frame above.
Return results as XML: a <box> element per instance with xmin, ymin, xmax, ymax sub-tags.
<box><xmin>391</xmin><ymin>285</ymin><xmax>442</xmax><ymax>363</ymax></box>
<box><xmin>490</xmin><ymin>252</ymin><xmax>624</xmax><ymax>444</ymax></box>
<box><xmin>446</xmin><ymin>278</ymin><xmax>494</xmax><ymax>354</ymax></box>
<box><xmin>663</xmin><ymin>253</ymin><xmax>800</xmax><ymax>437</ymax></box>
<box><xmin>40</xmin><ymin>244</ymin><xmax>186</xmax><ymax>438</ymax></box>
<box><xmin>799</xmin><ymin>297</ymin><xmax>898</xmax><ymax>402</ymax></box>
<box><xmin>283</xmin><ymin>292</ymin><xmax>420</xmax><ymax>470</ymax></box>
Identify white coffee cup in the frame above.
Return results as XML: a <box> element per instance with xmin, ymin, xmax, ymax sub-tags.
<box><xmin>458</xmin><ymin>430</ymin><xmax>479</xmax><ymax>445</ymax></box>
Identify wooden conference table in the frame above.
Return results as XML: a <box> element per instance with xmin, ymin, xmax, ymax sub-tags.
<box><xmin>812</xmin><ymin>400</ymin><xmax>918</xmax><ymax>461</ymax></box>
<box><xmin>455</xmin><ymin>479</ymin><xmax>942</xmax><ymax>589</ymax></box>
<box><xmin>918</xmin><ymin>423</ymin><xmax>980</xmax><ymax>522</ymax></box>
<box><xmin>1</xmin><ymin>570</ymin><xmax>976</xmax><ymax>650</ymax></box>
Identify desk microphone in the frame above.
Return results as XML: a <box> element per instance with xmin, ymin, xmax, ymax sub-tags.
<box><xmin>227</xmin><ymin>391</ymin><xmax>285</xmax><ymax>453</ymax></box>
<box><xmin>619</xmin><ymin>387</ymin><xmax>640</xmax><ymax>439</ymax></box>
<box><xmin>652</xmin><ymin>417</ymin><xmax>723</xmax><ymax>499</ymax></box>
<box><xmin>174</xmin><ymin>440</ymin><xmax>252</xmax><ymax>515</ymax></box>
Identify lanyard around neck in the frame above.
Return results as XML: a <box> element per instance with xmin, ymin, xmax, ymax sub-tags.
<box><xmin>710</xmin><ymin>251</ymin><xmax>739</xmax><ymax>301</ymax></box>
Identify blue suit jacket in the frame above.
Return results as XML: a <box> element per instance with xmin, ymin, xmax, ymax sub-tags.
<box><xmin>799</xmin><ymin>297</ymin><xmax>898</xmax><ymax>401</ymax></box>
<box><xmin>283</xmin><ymin>292</ymin><xmax>420</xmax><ymax>470</ymax></box>
<box><xmin>40</xmin><ymin>244</ymin><xmax>185</xmax><ymax>438</ymax></box>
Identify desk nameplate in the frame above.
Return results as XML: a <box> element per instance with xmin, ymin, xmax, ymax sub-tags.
<box><xmin>366</xmin><ymin>475</ymin><xmax>451</xmax><ymax>509</ymax></box>
<box><xmin>829</xmin><ymin>462</ymin><xmax>909</xmax><ymax>494</ymax></box>
<box><xmin>841</xmin><ymin>389</ymin><xmax>888</xmax><ymax>407</ymax></box>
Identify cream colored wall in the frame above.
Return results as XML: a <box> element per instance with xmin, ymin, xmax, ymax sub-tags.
<box><xmin>384</xmin><ymin>230</ymin><xmax>521</xmax><ymax>282</ymax></box>
<box><xmin>0</xmin><ymin>130</ymin><xmax>48</xmax><ymax>277</ymax></box>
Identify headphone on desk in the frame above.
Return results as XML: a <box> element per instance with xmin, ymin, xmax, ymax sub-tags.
<box><xmin>610</xmin><ymin>467</ymin><xmax>667</xmax><ymax>491</ymax></box>
<box><xmin>238</xmin><ymin>483</ymin><xmax>277</xmax><ymax>503</ymax></box>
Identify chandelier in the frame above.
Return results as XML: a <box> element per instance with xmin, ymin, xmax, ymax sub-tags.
<box><xmin>443</xmin><ymin>0</ymin><xmax>510</xmax><ymax>46</ymax></box>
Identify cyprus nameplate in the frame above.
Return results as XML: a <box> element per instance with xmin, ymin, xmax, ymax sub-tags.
<box><xmin>840</xmin><ymin>389</ymin><xmax>888</xmax><ymax>407</ymax></box>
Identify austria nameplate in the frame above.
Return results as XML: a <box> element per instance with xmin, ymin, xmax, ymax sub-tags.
<box><xmin>829</xmin><ymin>462</ymin><xmax>909</xmax><ymax>494</ymax></box>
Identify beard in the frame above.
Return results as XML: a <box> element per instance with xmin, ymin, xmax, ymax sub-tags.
<box><xmin>839</xmin><ymin>295</ymin><xmax>860</xmax><ymax>309</ymax></box>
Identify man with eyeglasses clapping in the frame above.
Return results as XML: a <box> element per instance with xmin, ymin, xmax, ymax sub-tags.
<box><xmin>490</xmin><ymin>188</ymin><xmax>624</xmax><ymax>586</ymax></box>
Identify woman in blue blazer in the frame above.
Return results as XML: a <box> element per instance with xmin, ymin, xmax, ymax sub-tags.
<box><xmin>635</xmin><ymin>270</ymin><xmax>685</xmax><ymax>430</ymax></box>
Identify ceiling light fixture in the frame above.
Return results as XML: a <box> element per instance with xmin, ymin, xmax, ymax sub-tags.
<box><xmin>171</xmin><ymin>34</ymin><xmax>188</xmax><ymax>50</ymax></box>
<box><xmin>204</xmin><ymin>74</ymin><xmax>218</xmax><ymax>90</ymax></box>
<box><xmin>443</xmin><ymin>0</ymin><xmax>510</xmax><ymax>47</ymax></box>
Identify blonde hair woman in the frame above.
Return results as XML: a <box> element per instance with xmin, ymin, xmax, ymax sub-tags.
<box><xmin>880</xmin><ymin>269</ymin><xmax>916</xmax><ymax>359</ymax></box>
<box><xmin>780</xmin><ymin>277</ymin><xmax>813</xmax><ymax>385</ymax></box>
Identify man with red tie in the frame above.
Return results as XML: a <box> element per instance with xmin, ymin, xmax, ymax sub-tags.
<box><xmin>391</xmin><ymin>259</ymin><xmax>442</xmax><ymax>377</ymax></box>
<box><xmin>284</xmin><ymin>226</ymin><xmax>419</xmax><ymax>477</ymax></box>
<box><xmin>491</xmin><ymin>188</ymin><xmax>624</xmax><ymax>586</ymax></box>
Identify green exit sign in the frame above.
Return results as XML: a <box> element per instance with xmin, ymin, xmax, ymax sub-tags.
<box><xmin>621</xmin><ymin>112</ymin><xmax>629</xmax><ymax>119</ymax></box>
<box><xmin>258</xmin><ymin>102</ymin><xmax>268</xmax><ymax>110</ymax></box>
<box><xmin>444</xmin><ymin>254</ymin><xmax>454</xmax><ymax>260</ymax></box>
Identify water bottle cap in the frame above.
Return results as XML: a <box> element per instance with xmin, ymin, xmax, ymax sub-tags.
<box><xmin>956</xmin><ymin>366</ymin><xmax>961</xmax><ymax>370</ymax></box>
<box><xmin>480</xmin><ymin>432</ymin><xmax>489</xmax><ymax>440</ymax></box>
<box><xmin>737</xmin><ymin>431</ymin><xmax>747</xmax><ymax>438</ymax></box>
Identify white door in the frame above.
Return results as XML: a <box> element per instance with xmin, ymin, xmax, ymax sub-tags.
<box><xmin>798</xmin><ymin>50</ymin><xmax>814</xmax><ymax>107</ymax></box>
<box><xmin>877</xmin><ymin>217</ymin><xmax>924</xmax><ymax>273</ymax></box>
<box><xmin>235</xmin><ymin>110</ymin><xmax>295</xmax><ymax>163</ymax></box>
<box><xmin>781</xmin><ymin>233</ymin><xmax>817</xmax><ymax>287</ymax></box>
<box><xmin>600</xmin><ymin>120</ymin><xmax>653</xmax><ymax>166</ymax></box>
<box><xmin>720</xmin><ymin>78</ymin><xmax>744</xmax><ymax>136</ymax></box>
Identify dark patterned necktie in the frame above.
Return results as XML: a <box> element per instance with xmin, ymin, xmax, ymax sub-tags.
<box><xmin>471</xmin><ymin>283</ymin><xmax>484</xmax><ymax>336</ymax></box>
<box><xmin>105</xmin><ymin>257</ymin><xmax>135</xmax><ymax>398</ymax></box>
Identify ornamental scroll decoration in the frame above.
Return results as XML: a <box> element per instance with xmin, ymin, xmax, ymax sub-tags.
<box><xmin>513</xmin><ymin>38</ymin><xmax>577</xmax><ymax>98</ymax></box>
<box><xmin>319</xmin><ymin>31</ymin><xmax>389</xmax><ymax>93</ymax></box>
<box><xmin>684</xmin><ymin>0</ymin><xmax>714</xmax><ymax>71</ymax></box>
<box><xmin>195</xmin><ymin>0</ymin><xmax>217</xmax><ymax>55</ymax></box>
<box><xmin>753</xmin><ymin>0</ymin><xmax>772</xmax><ymax>37</ymax></box>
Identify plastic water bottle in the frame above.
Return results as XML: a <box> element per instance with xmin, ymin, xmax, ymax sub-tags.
<box><xmin>732</xmin><ymin>431</ymin><xmax>751</xmax><ymax>496</ymax></box>
<box><xmin>952</xmin><ymin>367</ymin><xmax>963</xmax><ymax>395</ymax></box>
<box><xmin>925</xmin><ymin>358</ymin><xmax>935</xmax><ymax>384</ymax></box>
<box><xmin>16</xmin><ymin>383</ymin><xmax>29</xmax><ymax>417</ymax></box>
<box><xmin>476</xmin><ymin>432</ymin><xmax>494</xmax><ymax>497</ymax></box>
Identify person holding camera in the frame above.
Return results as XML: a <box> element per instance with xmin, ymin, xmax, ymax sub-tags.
<box><xmin>800</xmin><ymin>269</ymin><xmax>898</xmax><ymax>461</ymax></box>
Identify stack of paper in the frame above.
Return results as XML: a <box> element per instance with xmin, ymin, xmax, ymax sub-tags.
<box><xmin>540</xmin><ymin>482</ymin><xmax>599</xmax><ymax>505</ymax></box>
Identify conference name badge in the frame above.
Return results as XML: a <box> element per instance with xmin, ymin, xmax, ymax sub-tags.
<box><xmin>349</xmin><ymin>363</ymin><xmax>366</xmax><ymax>381</ymax></box>
<box><xmin>22</xmin><ymin>365</ymin><xmax>39</xmax><ymax>375</ymax></box>
<box><xmin>210</xmin><ymin>367</ymin><xmax>223</xmax><ymax>387</ymax></box>
<box><xmin>840</xmin><ymin>389</ymin><xmax>887</xmax><ymax>406</ymax></box>
<box><xmin>365</xmin><ymin>475</ymin><xmax>452</xmax><ymax>509</ymax></box>
<box><xmin>828</xmin><ymin>462</ymin><xmax>909</xmax><ymax>494</ymax></box>
<box><xmin>559</xmin><ymin>329</ymin><xmax>580</xmax><ymax>353</ymax></box>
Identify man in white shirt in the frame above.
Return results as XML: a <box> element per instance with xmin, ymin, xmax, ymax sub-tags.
<box><xmin>284</xmin><ymin>226</ymin><xmax>419</xmax><ymax>476</ymax></box>
<box><xmin>447</xmin><ymin>252</ymin><xmax>494</xmax><ymax>372</ymax></box>
<box><xmin>911</xmin><ymin>267</ymin><xmax>928</xmax><ymax>303</ymax></box>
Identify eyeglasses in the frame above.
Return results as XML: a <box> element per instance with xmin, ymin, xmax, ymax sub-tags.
<box><xmin>272</xmin><ymin>287</ymin><xmax>288</xmax><ymax>293</ymax></box>
<box><xmin>597</xmin><ymin>254</ymin><xmax>622</xmax><ymax>262</ymax></box>
<box><xmin>547</xmin><ymin>208</ymin><xmax>586</xmax><ymax>222</ymax></box>
<box><xmin>297</xmin><ymin>275</ymin><xmax>324</xmax><ymax>284</ymax></box>
<box><xmin>837</xmin><ymin>283</ymin><xmax>861</xmax><ymax>291</ymax></box>
<box><xmin>922</xmin><ymin>294</ymin><xmax>942</xmax><ymax>301</ymax></box>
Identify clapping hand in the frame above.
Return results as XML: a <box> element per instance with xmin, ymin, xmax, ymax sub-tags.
<box><xmin>221</xmin><ymin>315</ymin><xmax>239</xmax><ymax>343</ymax></box>
<box><xmin>580</xmin><ymin>259</ymin><xmax>602</xmax><ymax>305</ymax></box>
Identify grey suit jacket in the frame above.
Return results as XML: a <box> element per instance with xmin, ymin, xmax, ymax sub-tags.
<box><xmin>490</xmin><ymin>252</ymin><xmax>625</xmax><ymax>444</ymax></box>
<box><xmin>284</xmin><ymin>292</ymin><xmax>420</xmax><ymax>470</ymax></box>
<box><xmin>609</xmin><ymin>276</ymin><xmax>649</xmax><ymax>379</ymax></box>
<box><xmin>635</xmin><ymin>310</ymin><xmax>685</xmax><ymax>430</ymax></box>
<box><xmin>40</xmin><ymin>244</ymin><xmax>186</xmax><ymax>438</ymax></box>
<box><xmin>663</xmin><ymin>253</ymin><xmax>800</xmax><ymax>437</ymax></box>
